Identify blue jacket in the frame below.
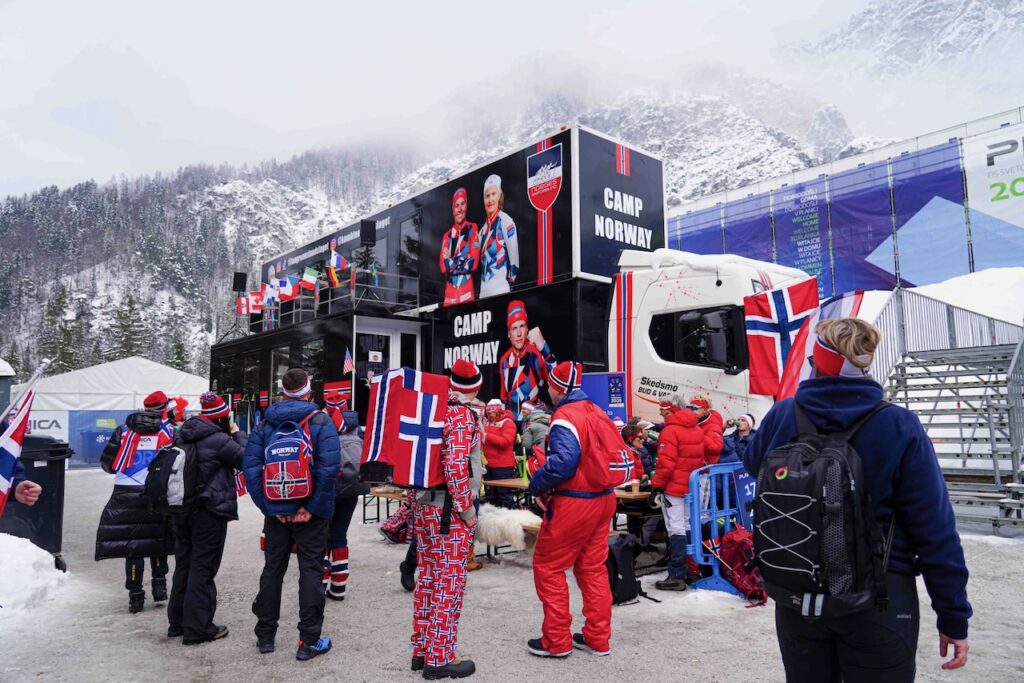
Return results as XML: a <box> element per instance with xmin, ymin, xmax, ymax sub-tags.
<box><xmin>725</xmin><ymin>429</ymin><xmax>755</xmax><ymax>462</ymax></box>
<box><xmin>11</xmin><ymin>459</ymin><xmax>26</xmax><ymax>491</ymax></box>
<box><xmin>743</xmin><ymin>377</ymin><xmax>972</xmax><ymax>639</ymax></box>
<box><xmin>528</xmin><ymin>390</ymin><xmax>586</xmax><ymax>495</ymax></box>
<box><xmin>243</xmin><ymin>400</ymin><xmax>341</xmax><ymax>519</ymax></box>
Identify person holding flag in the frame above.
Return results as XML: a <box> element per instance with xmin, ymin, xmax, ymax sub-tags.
<box><xmin>95</xmin><ymin>390</ymin><xmax>179</xmax><ymax>614</ymax></box>
<box><xmin>0</xmin><ymin>392</ymin><xmax>43</xmax><ymax>517</ymax></box>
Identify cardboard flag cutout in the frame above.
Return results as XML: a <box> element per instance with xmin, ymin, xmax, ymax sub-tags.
<box><xmin>360</xmin><ymin>367</ymin><xmax>450</xmax><ymax>488</ymax></box>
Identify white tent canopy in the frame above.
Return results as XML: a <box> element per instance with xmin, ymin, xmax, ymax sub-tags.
<box><xmin>13</xmin><ymin>356</ymin><xmax>209</xmax><ymax>411</ymax></box>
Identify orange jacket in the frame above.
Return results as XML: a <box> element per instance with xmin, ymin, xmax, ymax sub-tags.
<box><xmin>651</xmin><ymin>409</ymin><xmax>705</xmax><ymax>497</ymax></box>
<box><xmin>482</xmin><ymin>410</ymin><xmax>517</xmax><ymax>469</ymax></box>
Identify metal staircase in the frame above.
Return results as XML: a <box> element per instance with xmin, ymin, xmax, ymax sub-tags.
<box><xmin>871</xmin><ymin>289</ymin><xmax>1024</xmax><ymax>533</ymax></box>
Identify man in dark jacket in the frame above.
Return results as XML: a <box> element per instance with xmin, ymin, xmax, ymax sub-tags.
<box><xmin>95</xmin><ymin>390</ymin><xmax>177</xmax><ymax>613</ymax></box>
<box><xmin>244</xmin><ymin>368</ymin><xmax>340</xmax><ymax>661</ymax></box>
<box><xmin>167</xmin><ymin>392</ymin><xmax>247</xmax><ymax>644</ymax></box>
<box><xmin>743</xmin><ymin>320</ymin><xmax>972</xmax><ymax>679</ymax></box>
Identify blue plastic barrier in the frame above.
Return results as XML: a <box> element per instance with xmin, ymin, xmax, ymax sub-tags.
<box><xmin>684</xmin><ymin>462</ymin><xmax>748</xmax><ymax>596</ymax></box>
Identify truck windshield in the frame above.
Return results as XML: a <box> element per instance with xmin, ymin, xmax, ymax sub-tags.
<box><xmin>648</xmin><ymin>305</ymin><xmax>747</xmax><ymax>374</ymax></box>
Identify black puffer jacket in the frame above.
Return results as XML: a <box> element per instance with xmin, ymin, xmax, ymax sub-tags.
<box><xmin>95</xmin><ymin>412</ymin><xmax>176</xmax><ymax>560</ymax></box>
<box><xmin>178</xmin><ymin>417</ymin><xmax>248</xmax><ymax>520</ymax></box>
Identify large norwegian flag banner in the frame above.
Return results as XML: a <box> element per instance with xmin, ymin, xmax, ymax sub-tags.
<box><xmin>360</xmin><ymin>367</ymin><xmax>450</xmax><ymax>489</ymax></box>
<box><xmin>776</xmin><ymin>290</ymin><xmax>865</xmax><ymax>399</ymax></box>
<box><xmin>0</xmin><ymin>390</ymin><xmax>35</xmax><ymax>518</ymax></box>
<box><xmin>744</xmin><ymin>277</ymin><xmax>819</xmax><ymax>397</ymax></box>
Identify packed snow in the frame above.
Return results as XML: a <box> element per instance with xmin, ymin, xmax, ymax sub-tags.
<box><xmin>0</xmin><ymin>533</ymin><xmax>67</xmax><ymax>614</ymax></box>
<box><xmin>912</xmin><ymin>267</ymin><xmax>1024</xmax><ymax>325</ymax></box>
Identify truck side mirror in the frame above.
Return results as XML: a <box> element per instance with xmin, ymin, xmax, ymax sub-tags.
<box><xmin>702</xmin><ymin>311</ymin><xmax>725</xmax><ymax>330</ymax></box>
<box><xmin>706</xmin><ymin>332</ymin><xmax>728</xmax><ymax>366</ymax></box>
<box><xmin>678</xmin><ymin>311</ymin><xmax>701</xmax><ymax>325</ymax></box>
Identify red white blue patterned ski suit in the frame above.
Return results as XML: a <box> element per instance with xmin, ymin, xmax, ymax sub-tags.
<box><xmin>411</xmin><ymin>392</ymin><xmax>478</xmax><ymax>668</ymax></box>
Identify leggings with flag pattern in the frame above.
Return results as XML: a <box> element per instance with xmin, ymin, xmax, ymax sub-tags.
<box><xmin>411</xmin><ymin>503</ymin><xmax>472</xmax><ymax>668</ymax></box>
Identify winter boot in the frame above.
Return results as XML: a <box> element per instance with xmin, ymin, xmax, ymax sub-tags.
<box><xmin>326</xmin><ymin>547</ymin><xmax>349</xmax><ymax>600</ymax></box>
<box><xmin>400</xmin><ymin>558</ymin><xmax>416</xmax><ymax>592</ymax></box>
<box><xmin>128</xmin><ymin>592</ymin><xmax>145</xmax><ymax>614</ymax></box>
<box><xmin>655</xmin><ymin>576</ymin><xmax>688</xmax><ymax>591</ymax></box>
<box><xmin>152</xmin><ymin>578</ymin><xmax>168</xmax><ymax>603</ymax></box>
<box><xmin>296</xmin><ymin>636</ymin><xmax>332</xmax><ymax>661</ymax></box>
<box><xmin>466</xmin><ymin>546</ymin><xmax>482</xmax><ymax>572</ymax></box>
<box><xmin>423</xmin><ymin>658</ymin><xmax>476</xmax><ymax>679</ymax></box>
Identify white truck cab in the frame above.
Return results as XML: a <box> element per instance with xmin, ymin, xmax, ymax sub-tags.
<box><xmin>607</xmin><ymin>248</ymin><xmax>810</xmax><ymax>424</ymax></box>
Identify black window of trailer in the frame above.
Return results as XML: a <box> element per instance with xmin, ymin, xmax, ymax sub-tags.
<box><xmin>302</xmin><ymin>338</ymin><xmax>325</xmax><ymax>397</ymax></box>
<box><xmin>271</xmin><ymin>345</ymin><xmax>290</xmax><ymax>396</ymax></box>
<box><xmin>243</xmin><ymin>351</ymin><xmax>260</xmax><ymax>396</ymax></box>
<box><xmin>648</xmin><ymin>305</ymin><xmax>747</xmax><ymax>374</ymax></box>
<box><xmin>220</xmin><ymin>355</ymin><xmax>242</xmax><ymax>394</ymax></box>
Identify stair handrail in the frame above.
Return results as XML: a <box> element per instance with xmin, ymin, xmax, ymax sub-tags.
<box><xmin>870</xmin><ymin>287</ymin><xmax>1024</xmax><ymax>386</ymax></box>
<box><xmin>1007</xmin><ymin>334</ymin><xmax>1024</xmax><ymax>484</ymax></box>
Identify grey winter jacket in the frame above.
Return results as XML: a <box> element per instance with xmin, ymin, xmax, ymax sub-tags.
<box><xmin>521</xmin><ymin>412</ymin><xmax>551</xmax><ymax>451</ymax></box>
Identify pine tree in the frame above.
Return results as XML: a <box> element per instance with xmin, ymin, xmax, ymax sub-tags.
<box><xmin>2</xmin><ymin>342</ymin><xmax>21</xmax><ymax>381</ymax></box>
<box><xmin>168</xmin><ymin>331</ymin><xmax>190</xmax><ymax>371</ymax></box>
<box><xmin>105</xmin><ymin>294</ymin><xmax>148</xmax><ymax>360</ymax></box>
<box><xmin>37</xmin><ymin>284</ymin><xmax>82</xmax><ymax>374</ymax></box>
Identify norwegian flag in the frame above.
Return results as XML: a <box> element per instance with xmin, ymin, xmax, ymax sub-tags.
<box><xmin>744</xmin><ymin>277</ymin><xmax>819</xmax><ymax>397</ymax></box>
<box><xmin>0</xmin><ymin>391</ymin><xmax>35</xmax><ymax>518</ymax></box>
<box><xmin>234</xmin><ymin>469</ymin><xmax>247</xmax><ymax>497</ymax></box>
<box><xmin>324</xmin><ymin>379</ymin><xmax>352</xmax><ymax>410</ymax></box>
<box><xmin>361</xmin><ymin>368</ymin><xmax>450</xmax><ymax>488</ymax></box>
<box><xmin>776</xmin><ymin>290</ymin><xmax>866</xmax><ymax>399</ymax></box>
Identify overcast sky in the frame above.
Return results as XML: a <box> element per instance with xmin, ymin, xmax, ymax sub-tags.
<box><xmin>0</xmin><ymin>0</ymin><xmax>935</xmax><ymax>197</ymax></box>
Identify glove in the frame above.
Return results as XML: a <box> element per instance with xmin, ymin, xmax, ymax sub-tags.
<box><xmin>648</xmin><ymin>490</ymin><xmax>664</xmax><ymax>510</ymax></box>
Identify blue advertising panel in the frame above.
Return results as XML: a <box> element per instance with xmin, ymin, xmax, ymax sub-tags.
<box><xmin>772</xmin><ymin>179</ymin><xmax>832</xmax><ymax>298</ymax></box>
<box><xmin>829</xmin><ymin>162</ymin><xmax>902</xmax><ymax>294</ymax></box>
<box><xmin>724</xmin><ymin>192</ymin><xmax>773</xmax><ymax>262</ymax></box>
<box><xmin>580</xmin><ymin>372</ymin><xmax>627</xmax><ymax>422</ymax></box>
<box><xmin>890</xmin><ymin>143</ymin><xmax>970</xmax><ymax>286</ymax></box>
<box><xmin>670</xmin><ymin>207</ymin><xmax>722</xmax><ymax>254</ymax></box>
<box><xmin>733</xmin><ymin>468</ymin><xmax>756</xmax><ymax>527</ymax></box>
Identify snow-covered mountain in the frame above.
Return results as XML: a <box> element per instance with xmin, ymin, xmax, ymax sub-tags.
<box><xmin>801</xmin><ymin>0</ymin><xmax>1024</xmax><ymax>77</ymax></box>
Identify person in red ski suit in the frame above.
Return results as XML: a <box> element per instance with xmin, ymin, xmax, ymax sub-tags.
<box><xmin>481</xmin><ymin>398</ymin><xmax>518</xmax><ymax>508</ymax></box>
<box><xmin>526</xmin><ymin>361</ymin><xmax>633</xmax><ymax>658</ymax></box>
<box><xmin>410</xmin><ymin>358</ymin><xmax>481</xmax><ymax>679</ymax></box>
<box><xmin>690</xmin><ymin>393</ymin><xmax>724</xmax><ymax>465</ymax></box>
<box><xmin>439</xmin><ymin>187</ymin><xmax>480</xmax><ymax>307</ymax></box>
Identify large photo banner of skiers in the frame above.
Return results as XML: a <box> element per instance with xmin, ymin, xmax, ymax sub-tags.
<box><xmin>262</xmin><ymin>129</ymin><xmax>575</xmax><ymax>310</ymax></box>
<box><xmin>430</xmin><ymin>284</ymin><xmax>578</xmax><ymax>421</ymax></box>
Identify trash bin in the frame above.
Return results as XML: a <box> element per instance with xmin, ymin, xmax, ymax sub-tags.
<box><xmin>0</xmin><ymin>434</ymin><xmax>74</xmax><ymax>571</ymax></box>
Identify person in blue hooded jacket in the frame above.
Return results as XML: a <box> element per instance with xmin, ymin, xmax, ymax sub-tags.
<box><xmin>244</xmin><ymin>367</ymin><xmax>341</xmax><ymax>662</ymax></box>
<box><xmin>743</xmin><ymin>318</ymin><xmax>971</xmax><ymax>682</ymax></box>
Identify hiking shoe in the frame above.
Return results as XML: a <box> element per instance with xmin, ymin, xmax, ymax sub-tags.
<box><xmin>527</xmin><ymin>638</ymin><xmax>571</xmax><ymax>658</ymax></box>
<box><xmin>326</xmin><ymin>590</ymin><xmax>345</xmax><ymax>602</ymax></box>
<box><xmin>655</xmin><ymin>577</ymin><xmax>688</xmax><ymax>591</ymax></box>
<box><xmin>296</xmin><ymin>636</ymin><xmax>332</xmax><ymax>661</ymax></box>
<box><xmin>400</xmin><ymin>561</ymin><xmax>416</xmax><ymax>592</ymax></box>
<box><xmin>572</xmin><ymin>633</ymin><xmax>610</xmax><ymax>656</ymax></box>
<box><xmin>167</xmin><ymin>625</ymin><xmax>184</xmax><ymax>638</ymax></box>
<box><xmin>128</xmin><ymin>594</ymin><xmax>145</xmax><ymax>614</ymax></box>
<box><xmin>379</xmin><ymin>527</ymin><xmax>403</xmax><ymax>544</ymax></box>
<box><xmin>423</xmin><ymin>658</ymin><xmax>475</xmax><ymax>679</ymax></box>
<box><xmin>151</xmin><ymin>579</ymin><xmax>168</xmax><ymax>603</ymax></box>
<box><xmin>411</xmin><ymin>656</ymin><xmax>425</xmax><ymax>671</ymax></box>
<box><xmin>183</xmin><ymin>625</ymin><xmax>228</xmax><ymax>645</ymax></box>
<box><xmin>257</xmin><ymin>638</ymin><xmax>275</xmax><ymax>654</ymax></box>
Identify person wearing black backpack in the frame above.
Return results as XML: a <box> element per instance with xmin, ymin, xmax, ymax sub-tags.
<box><xmin>166</xmin><ymin>392</ymin><xmax>247</xmax><ymax>644</ymax></box>
<box><xmin>243</xmin><ymin>368</ymin><xmax>340</xmax><ymax>661</ymax></box>
<box><xmin>743</xmin><ymin>318</ymin><xmax>971</xmax><ymax>681</ymax></box>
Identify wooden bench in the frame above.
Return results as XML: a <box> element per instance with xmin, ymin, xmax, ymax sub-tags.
<box><xmin>362</xmin><ymin>486</ymin><xmax>408</xmax><ymax>524</ymax></box>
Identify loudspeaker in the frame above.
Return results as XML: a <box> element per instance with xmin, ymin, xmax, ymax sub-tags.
<box><xmin>360</xmin><ymin>219</ymin><xmax>376</xmax><ymax>247</ymax></box>
<box><xmin>232</xmin><ymin>272</ymin><xmax>248</xmax><ymax>292</ymax></box>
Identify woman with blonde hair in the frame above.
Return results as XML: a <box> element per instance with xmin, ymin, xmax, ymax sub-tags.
<box><xmin>743</xmin><ymin>318</ymin><xmax>971</xmax><ymax>681</ymax></box>
<box><xmin>477</xmin><ymin>174</ymin><xmax>519</xmax><ymax>298</ymax></box>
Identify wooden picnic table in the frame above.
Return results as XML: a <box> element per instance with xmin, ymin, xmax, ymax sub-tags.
<box><xmin>362</xmin><ymin>485</ymin><xmax>408</xmax><ymax>524</ymax></box>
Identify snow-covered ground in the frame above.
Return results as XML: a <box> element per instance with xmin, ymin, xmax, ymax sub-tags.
<box><xmin>0</xmin><ymin>469</ymin><xmax>1021</xmax><ymax>682</ymax></box>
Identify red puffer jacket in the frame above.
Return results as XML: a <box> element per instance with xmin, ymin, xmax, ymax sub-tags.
<box><xmin>651</xmin><ymin>409</ymin><xmax>705</xmax><ymax>496</ymax></box>
<box><xmin>698</xmin><ymin>410</ymin><xmax>725</xmax><ymax>465</ymax></box>
<box><xmin>482</xmin><ymin>410</ymin><xmax>518</xmax><ymax>469</ymax></box>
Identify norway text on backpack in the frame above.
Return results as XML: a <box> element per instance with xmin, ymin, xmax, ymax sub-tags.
<box><xmin>263</xmin><ymin>413</ymin><xmax>316</xmax><ymax>502</ymax></box>
<box><xmin>753</xmin><ymin>402</ymin><xmax>894</xmax><ymax>618</ymax></box>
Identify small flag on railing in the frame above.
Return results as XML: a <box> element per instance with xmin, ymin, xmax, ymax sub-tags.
<box><xmin>370</xmin><ymin>261</ymin><xmax>379</xmax><ymax>287</ymax></box>
<box><xmin>300</xmin><ymin>267</ymin><xmax>318</xmax><ymax>291</ymax></box>
<box><xmin>278</xmin><ymin>276</ymin><xmax>297</xmax><ymax>302</ymax></box>
<box><xmin>343</xmin><ymin>348</ymin><xmax>355</xmax><ymax>374</ymax></box>
<box><xmin>326</xmin><ymin>266</ymin><xmax>341</xmax><ymax>288</ymax></box>
<box><xmin>248</xmin><ymin>290</ymin><xmax>264</xmax><ymax>314</ymax></box>
<box><xmin>236</xmin><ymin>296</ymin><xmax>249</xmax><ymax>315</ymax></box>
<box><xmin>328</xmin><ymin>250</ymin><xmax>348</xmax><ymax>270</ymax></box>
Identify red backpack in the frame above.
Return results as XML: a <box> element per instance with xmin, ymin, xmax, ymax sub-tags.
<box><xmin>262</xmin><ymin>413</ymin><xmax>316</xmax><ymax>502</ymax></box>
<box><xmin>718</xmin><ymin>526</ymin><xmax>768</xmax><ymax>606</ymax></box>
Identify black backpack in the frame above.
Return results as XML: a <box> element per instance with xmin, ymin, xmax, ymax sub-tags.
<box><xmin>145</xmin><ymin>441</ymin><xmax>199</xmax><ymax>515</ymax></box>
<box><xmin>606</xmin><ymin>534</ymin><xmax>659</xmax><ymax>605</ymax></box>
<box><xmin>753</xmin><ymin>402</ymin><xmax>894</xmax><ymax>618</ymax></box>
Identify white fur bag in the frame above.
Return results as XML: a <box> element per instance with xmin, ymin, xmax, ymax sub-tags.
<box><xmin>475</xmin><ymin>503</ymin><xmax>542</xmax><ymax>551</ymax></box>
